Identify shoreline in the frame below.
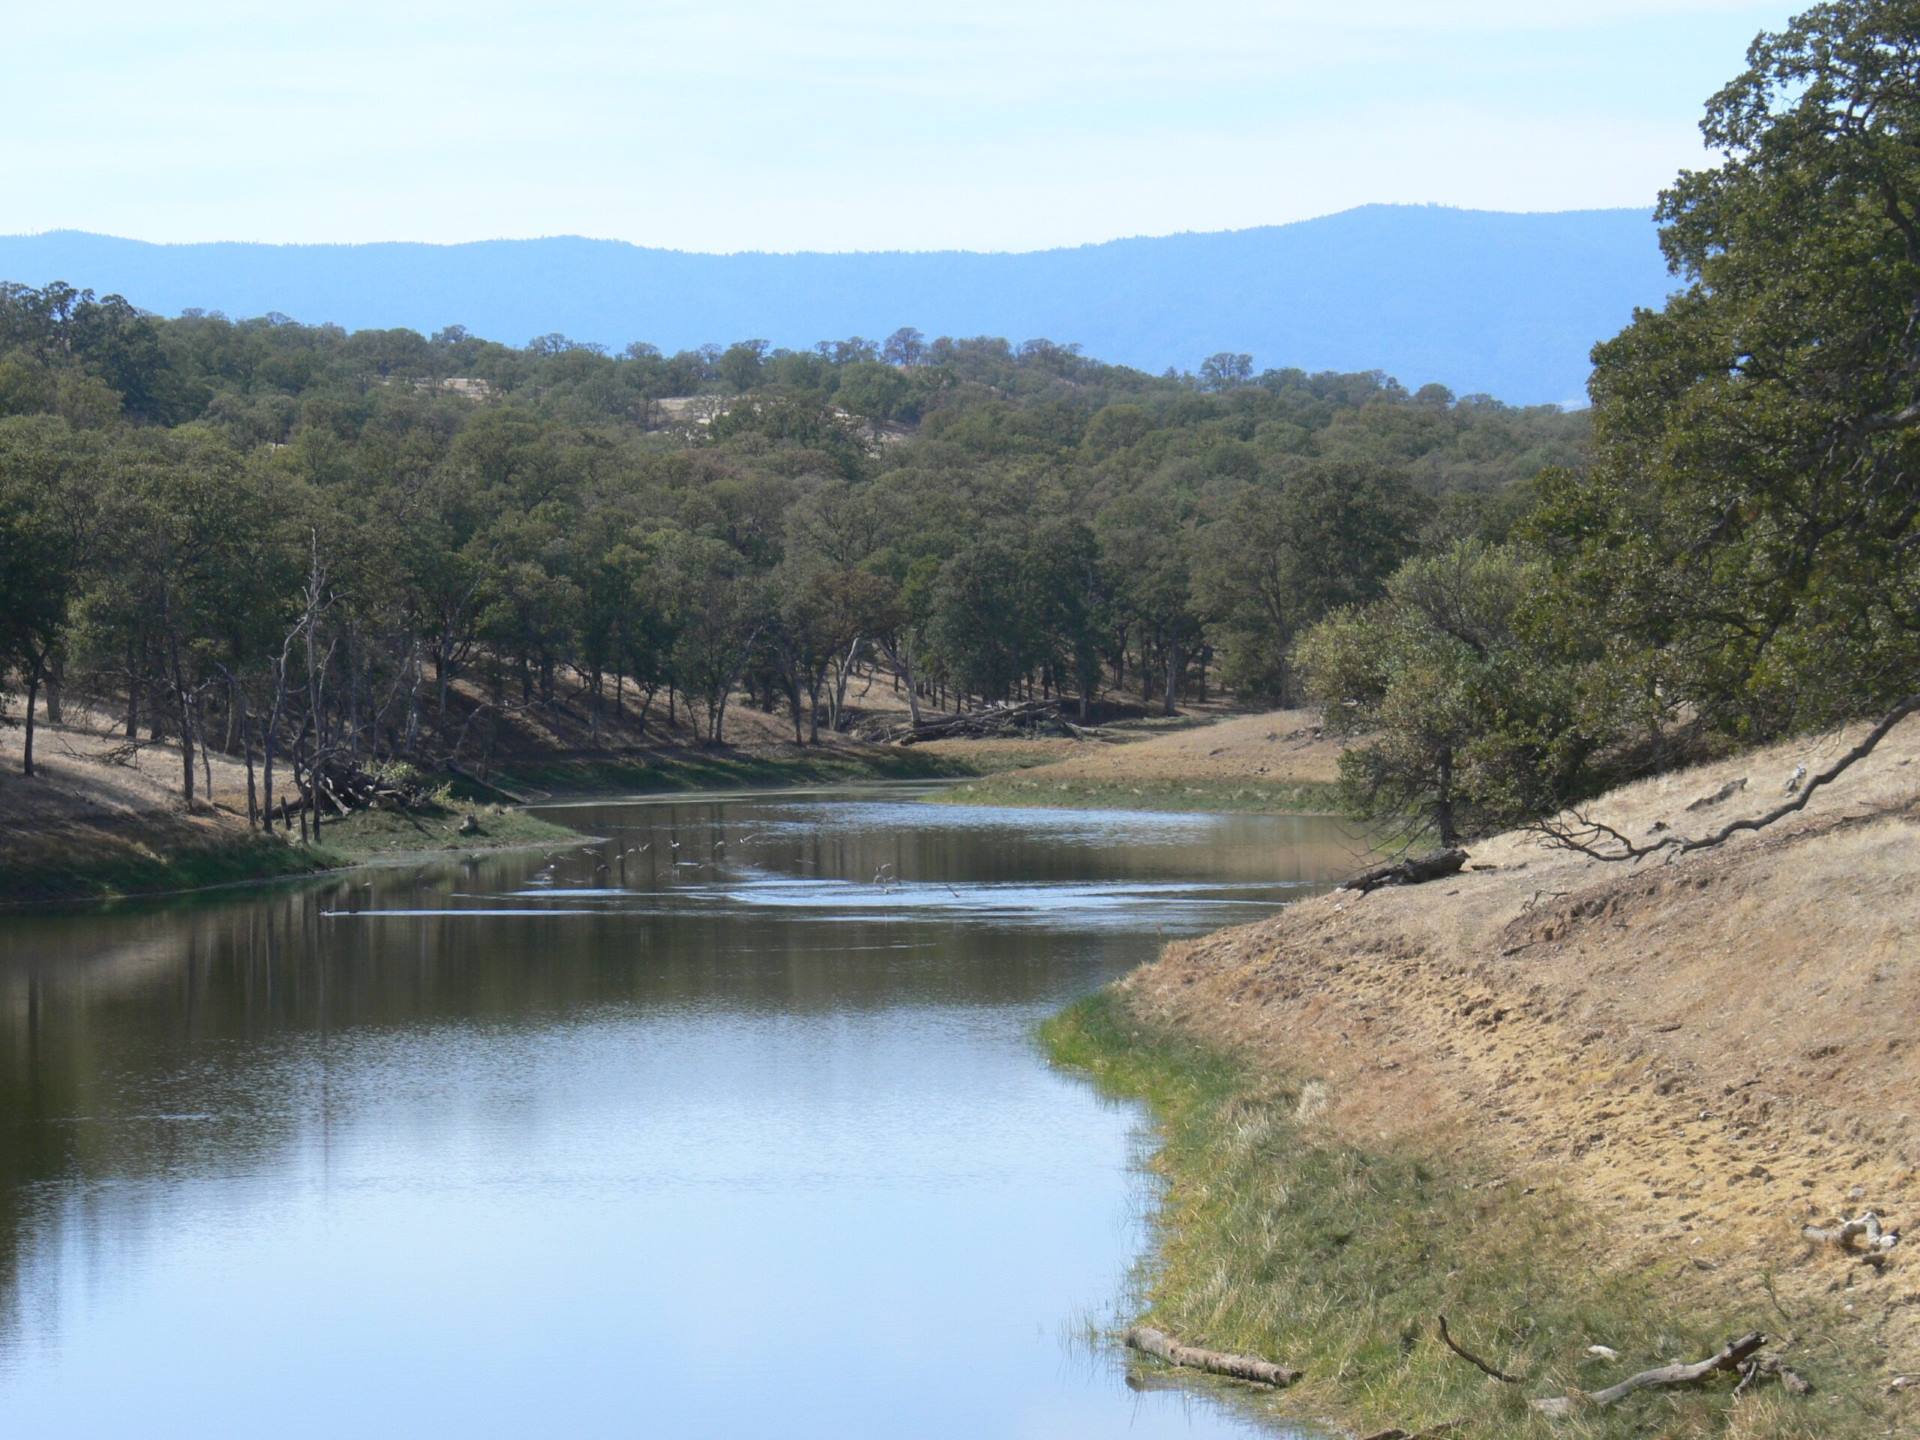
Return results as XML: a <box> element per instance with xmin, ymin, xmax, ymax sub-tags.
<box><xmin>0</xmin><ymin>803</ymin><xmax>591</xmax><ymax>911</ymax></box>
<box><xmin>1046</xmin><ymin>719</ymin><xmax>1920</xmax><ymax>1439</ymax></box>
<box><xmin>0</xmin><ymin>706</ymin><xmax>1332</xmax><ymax>906</ymax></box>
<box><xmin>0</xmin><ymin>726</ymin><xmax>1001</xmax><ymax>909</ymax></box>
<box><xmin>1041</xmin><ymin>992</ymin><xmax>1871</xmax><ymax>1439</ymax></box>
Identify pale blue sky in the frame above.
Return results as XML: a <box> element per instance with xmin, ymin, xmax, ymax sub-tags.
<box><xmin>4</xmin><ymin>1</ymin><xmax>1794</xmax><ymax>252</ymax></box>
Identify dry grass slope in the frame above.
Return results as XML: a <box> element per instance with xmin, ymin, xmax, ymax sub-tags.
<box><xmin>1114</xmin><ymin>715</ymin><xmax>1920</xmax><ymax>1431</ymax></box>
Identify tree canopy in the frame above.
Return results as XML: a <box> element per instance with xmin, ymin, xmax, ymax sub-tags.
<box><xmin>0</xmin><ymin>276</ymin><xmax>1582</xmax><ymax>820</ymax></box>
<box><xmin>1300</xmin><ymin>0</ymin><xmax>1920</xmax><ymax>841</ymax></box>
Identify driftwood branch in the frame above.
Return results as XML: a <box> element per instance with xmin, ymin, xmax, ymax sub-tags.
<box><xmin>1340</xmin><ymin>848</ymin><xmax>1468</xmax><ymax>896</ymax></box>
<box><xmin>1123</xmin><ymin>1326</ymin><xmax>1299</xmax><ymax>1388</ymax></box>
<box><xmin>1532</xmin><ymin>1332</ymin><xmax>1766</xmax><ymax>1417</ymax></box>
<box><xmin>1803</xmin><ymin>1210</ymin><xmax>1900</xmax><ymax>1253</ymax></box>
<box><xmin>1532</xmin><ymin>693</ymin><xmax>1920</xmax><ymax>863</ymax></box>
<box><xmin>1436</xmin><ymin>1313</ymin><xmax>1525</xmax><ymax>1384</ymax></box>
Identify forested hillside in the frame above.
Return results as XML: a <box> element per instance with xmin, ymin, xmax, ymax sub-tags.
<box><xmin>0</xmin><ymin>206</ymin><xmax>1672</xmax><ymax>404</ymax></box>
<box><xmin>0</xmin><ymin>287</ymin><xmax>1583</xmax><ymax>828</ymax></box>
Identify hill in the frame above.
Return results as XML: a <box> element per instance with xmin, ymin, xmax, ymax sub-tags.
<box><xmin>0</xmin><ymin>206</ymin><xmax>1673</xmax><ymax>404</ymax></box>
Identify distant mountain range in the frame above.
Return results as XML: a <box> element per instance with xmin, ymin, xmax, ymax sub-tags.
<box><xmin>0</xmin><ymin>206</ymin><xmax>1676</xmax><ymax>405</ymax></box>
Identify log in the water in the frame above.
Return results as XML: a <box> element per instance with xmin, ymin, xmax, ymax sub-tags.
<box><xmin>1123</xmin><ymin>1326</ymin><xmax>1299</xmax><ymax>1387</ymax></box>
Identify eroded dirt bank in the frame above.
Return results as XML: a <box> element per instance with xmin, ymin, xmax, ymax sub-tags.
<box><xmin>1122</xmin><ymin>718</ymin><xmax>1920</xmax><ymax>1398</ymax></box>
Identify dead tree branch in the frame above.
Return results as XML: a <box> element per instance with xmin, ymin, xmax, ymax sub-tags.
<box><xmin>1532</xmin><ymin>1332</ymin><xmax>1766</xmax><ymax>1417</ymax></box>
<box><xmin>1436</xmin><ymin>1313</ymin><xmax>1525</xmax><ymax>1384</ymax></box>
<box><xmin>1532</xmin><ymin>693</ymin><xmax>1920</xmax><ymax>863</ymax></box>
<box><xmin>1803</xmin><ymin>1210</ymin><xmax>1900</xmax><ymax>1253</ymax></box>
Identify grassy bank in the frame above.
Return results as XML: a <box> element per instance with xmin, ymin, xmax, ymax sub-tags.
<box><xmin>0</xmin><ymin>819</ymin><xmax>336</xmax><ymax>906</ymax></box>
<box><xmin>306</xmin><ymin>801</ymin><xmax>581</xmax><ymax>862</ymax></box>
<box><xmin>1042</xmin><ymin>991</ymin><xmax>1872</xmax><ymax>1439</ymax></box>
<box><xmin>2</xmin><ymin>740</ymin><xmax>963</xmax><ymax>906</ymax></box>
<box><xmin>937</xmin><ymin>775</ymin><xmax>1344</xmax><ymax>814</ymax></box>
<box><xmin>0</xmin><ymin>802</ymin><xmax>582</xmax><ymax>907</ymax></box>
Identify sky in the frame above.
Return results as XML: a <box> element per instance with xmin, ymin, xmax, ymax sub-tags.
<box><xmin>2</xmin><ymin>1</ymin><xmax>1797</xmax><ymax>254</ymax></box>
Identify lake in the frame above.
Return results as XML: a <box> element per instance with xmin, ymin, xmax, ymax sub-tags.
<box><xmin>0</xmin><ymin>786</ymin><xmax>1357</xmax><ymax>1437</ymax></box>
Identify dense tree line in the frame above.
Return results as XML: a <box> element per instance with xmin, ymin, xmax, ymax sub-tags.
<box><xmin>0</xmin><ymin>271</ymin><xmax>1584</xmax><ymax>827</ymax></box>
<box><xmin>1299</xmin><ymin>0</ymin><xmax>1920</xmax><ymax>844</ymax></box>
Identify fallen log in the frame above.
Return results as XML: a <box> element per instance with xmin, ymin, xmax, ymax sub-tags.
<box><xmin>1532</xmin><ymin>1331</ymin><xmax>1765</xmax><ymax>1417</ymax></box>
<box><xmin>1339</xmin><ymin>848</ymin><xmax>1469</xmax><ymax>896</ymax></box>
<box><xmin>1123</xmin><ymin>1326</ymin><xmax>1299</xmax><ymax>1388</ymax></box>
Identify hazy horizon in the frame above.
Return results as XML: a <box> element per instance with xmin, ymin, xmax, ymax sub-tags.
<box><xmin>4</xmin><ymin>200</ymin><xmax>1657</xmax><ymax>259</ymax></box>
<box><xmin>3</xmin><ymin>2</ymin><xmax>1793</xmax><ymax>253</ymax></box>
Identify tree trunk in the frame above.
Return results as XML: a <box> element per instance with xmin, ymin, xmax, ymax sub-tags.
<box><xmin>886</xmin><ymin>639</ymin><xmax>924</xmax><ymax>727</ymax></box>
<box><xmin>1435</xmin><ymin>748</ymin><xmax>1458</xmax><ymax>846</ymax></box>
<box><xmin>167</xmin><ymin>622</ymin><xmax>196</xmax><ymax>809</ymax></box>
<box><xmin>262</xmin><ymin>724</ymin><xmax>277</xmax><ymax>832</ymax></box>
<box><xmin>1163</xmin><ymin>637</ymin><xmax>1180</xmax><ymax>717</ymax></box>
<box><xmin>238</xmin><ymin>688</ymin><xmax>259</xmax><ymax>827</ymax></box>
<box><xmin>125</xmin><ymin>636</ymin><xmax>140</xmax><ymax>739</ymax></box>
<box><xmin>405</xmin><ymin>637</ymin><xmax>423</xmax><ymax>756</ymax></box>
<box><xmin>22</xmin><ymin>672</ymin><xmax>39</xmax><ymax>777</ymax></box>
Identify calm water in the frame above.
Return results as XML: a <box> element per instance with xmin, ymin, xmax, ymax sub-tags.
<box><xmin>0</xmin><ymin>786</ymin><xmax>1358</xmax><ymax>1438</ymax></box>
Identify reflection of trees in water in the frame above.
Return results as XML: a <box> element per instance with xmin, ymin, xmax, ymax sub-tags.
<box><xmin>0</xmin><ymin>801</ymin><xmax>1352</xmax><ymax>1351</ymax></box>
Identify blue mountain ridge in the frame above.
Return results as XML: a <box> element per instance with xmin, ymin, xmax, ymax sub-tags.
<box><xmin>0</xmin><ymin>205</ymin><xmax>1676</xmax><ymax>405</ymax></box>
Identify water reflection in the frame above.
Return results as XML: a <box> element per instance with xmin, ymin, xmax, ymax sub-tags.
<box><xmin>0</xmin><ymin>787</ymin><xmax>1354</xmax><ymax>1437</ymax></box>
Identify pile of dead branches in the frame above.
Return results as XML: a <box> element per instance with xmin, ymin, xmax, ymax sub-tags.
<box><xmin>269</xmin><ymin>758</ymin><xmax>431</xmax><ymax>822</ymax></box>
<box><xmin>874</xmin><ymin>700</ymin><xmax>1094</xmax><ymax>745</ymax></box>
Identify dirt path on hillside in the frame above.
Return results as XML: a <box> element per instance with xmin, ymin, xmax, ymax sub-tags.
<box><xmin>1123</xmin><ymin>718</ymin><xmax>1920</xmax><ymax>1378</ymax></box>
